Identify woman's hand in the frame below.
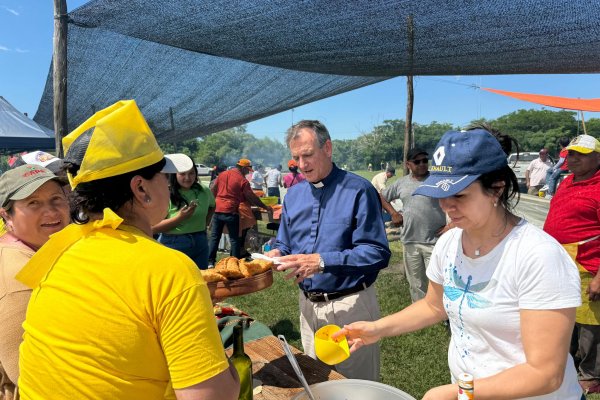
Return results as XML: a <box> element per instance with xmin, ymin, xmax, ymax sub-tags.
<box><xmin>176</xmin><ymin>203</ymin><xmax>196</xmax><ymax>221</ymax></box>
<box><xmin>422</xmin><ymin>384</ymin><xmax>457</xmax><ymax>400</ymax></box>
<box><xmin>331</xmin><ymin>321</ymin><xmax>381</xmax><ymax>353</ymax></box>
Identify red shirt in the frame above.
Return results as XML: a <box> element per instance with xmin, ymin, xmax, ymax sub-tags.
<box><xmin>211</xmin><ymin>168</ymin><xmax>251</xmax><ymax>213</ymax></box>
<box><xmin>559</xmin><ymin>148</ymin><xmax>569</xmax><ymax>171</ymax></box>
<box><xmin>544</xmin><ymin>169</ymin><xmax>600</xmax><ymax>274</ymax></box>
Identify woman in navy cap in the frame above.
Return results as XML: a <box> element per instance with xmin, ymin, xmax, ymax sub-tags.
<box><xmin>335</xmin><ymin>128</ymin><xmax>583</xmax><ymax>399</ymax></box>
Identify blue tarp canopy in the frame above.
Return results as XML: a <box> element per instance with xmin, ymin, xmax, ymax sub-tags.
<box><xmin>33</xmin><ymin>0</ymin><xmax>600</xmax><ymax>142</ymax></box>
<box><xmin>0</xmin><ymin>96</ymin><xmax>55</xmax><ymax>153</ymax></box>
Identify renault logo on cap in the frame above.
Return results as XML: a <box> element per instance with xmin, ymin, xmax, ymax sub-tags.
<box><xmin>433</xmin><ymin>147</ymin><xmax>445</xmax><ymax>165</ymax></box>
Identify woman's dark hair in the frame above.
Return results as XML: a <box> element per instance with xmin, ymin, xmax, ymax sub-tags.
<box><xmin>466</xmin><ymin>124</ymin><xmax>521</xmax><ymax>210</ymax></box>
<box><xmin>477</xmin><ymin>165</ymin><xmax>520</xmax><ymax>211</ymax></box>
<box><xmin>168</xmin><ymin>155</ymin><xmax>201</xmax><ymax>209</ymax></box>
<box><xmin>289</xmin><ymin>166</ymin><xmax>298</xmax><ymax>174</ymax></box>
<box><xmin>64</xmin><ymin>159</ymin><xmax>166</xmax><ymax>224</ymax></box>
<box><xmin>466</xmin><ymin>122</ymin><xmax>519</xmax><ymax>157</ymax></box>
<box><xmin>558</xmin><ymin>137</ymin><xmax>570</xmax><ymax>148</ymax></box>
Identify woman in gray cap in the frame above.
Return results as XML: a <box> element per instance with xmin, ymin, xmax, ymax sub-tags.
<box><xmin>0</xmin><ymin>165</ymin><xmax>70</xmax><ymax>399</ymax></box>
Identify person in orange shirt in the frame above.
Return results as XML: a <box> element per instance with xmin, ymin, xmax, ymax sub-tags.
<box><xmin>208</xmin><ymin>159</ymin><xmax>271</xmax><ymax>267</ymax></box>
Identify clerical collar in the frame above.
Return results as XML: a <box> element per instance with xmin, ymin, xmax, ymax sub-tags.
<box><xmin>310</xmin><ymin>163</ymin><xmax>339</xmax><ymax>189</ymax></box>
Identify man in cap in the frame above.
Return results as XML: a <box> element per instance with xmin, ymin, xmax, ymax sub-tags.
<box><xmin>544</xmin><ymin>134</ymin><xmax>600</xmax><ymax>393</ymax></box>
<box><xmin>208</xmin><ymin>158</ymin><xmax>272</xmax><ymax>266</ymax></box>
<box><xmin>266</xmin><ymin>120</ymin><xmax>390</xmax><ymax>381</ymax></box>
<box><xmin>525</xmin><ymin>148</ymin><xmax>552</xmax><ymax>195</ymax></box>
<box><xmin>283</xmin><ymin>159</ymin><xmax>305</xmax><ymax>188</ymax></box>
<box><xmin>370</xmin><ymin>165</ymin><xmax>395</xmax><ymax>194</ymax></box>
<box><xmin>380</xmin><ymin>148</ymin><xmax>448</xmax><ymax>302</ymax></box>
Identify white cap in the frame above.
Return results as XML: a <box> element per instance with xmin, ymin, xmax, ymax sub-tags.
<box><xmin>20</xmin><ymin>151</ymin><xmax>61</xmax><ymax>168</ymax></box>
<box><xmin>162</xmin><ymin>153</ymin><xmax>194</xmax><ymax>173</ymax></box>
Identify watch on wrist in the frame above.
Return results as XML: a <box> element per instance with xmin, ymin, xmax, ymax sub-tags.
<box><xmin>318</xmin><ymin>256</ymin><xmax>325</xmax><ymax>273</ymax></box>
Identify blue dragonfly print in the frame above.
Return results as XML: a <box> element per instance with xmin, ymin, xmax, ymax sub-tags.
<box><xmin>444</xmin><ymin>268</ymin><xmax>494</xmax><ymax>336</ymax></box>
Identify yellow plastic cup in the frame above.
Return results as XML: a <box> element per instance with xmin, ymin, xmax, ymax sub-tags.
<box><xmin>314</xmin><ymin>324</ymin><xmax>350</xmax><ymax>365</ymax></box>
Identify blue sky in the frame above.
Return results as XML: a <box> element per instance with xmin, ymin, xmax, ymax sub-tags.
<box><xmin>3</xmin><ymin>1</ymin><xmax>600</xmax><ymax>141</ymax></box>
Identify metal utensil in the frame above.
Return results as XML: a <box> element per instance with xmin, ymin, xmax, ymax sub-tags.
<box><xmin>278</xmin><ymin>335</ymin><xmax>318</xmax><ymax>400</ymax></box>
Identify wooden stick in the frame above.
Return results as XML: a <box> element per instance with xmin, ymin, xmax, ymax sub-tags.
<box><xmin>53</xmin><ymin>0</ymin><xmax>68</xmax><ymax>157</ymax></box>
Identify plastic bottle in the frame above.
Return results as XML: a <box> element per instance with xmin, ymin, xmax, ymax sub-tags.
<box><xmin>230</xmin><ymin>322</ymin><xmax>253</xmax><ymax>400</ymax></box>
<box><xmin>457</xmin><ymin>373</ymin><xmax>474</xmax><ymax>400</ymax></box>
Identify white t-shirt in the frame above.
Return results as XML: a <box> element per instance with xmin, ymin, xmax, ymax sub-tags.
<box><xmin>526</xmin><ymin>158</ymin><xmax>553</xmax><ymax>186</ymax></box>
<box><xmin>250</xmin><ymin>170</ymin><xmax>264</xmax><ymax>190</ymax></box>
<box><xmin>427</xmin><ymin>220</ymin><xmax>582</xmax><ymax>399</ymax></box>
<box><xmin>264</xmin><ymin>169</ymin><xmax>281</xmax><ymax>188</ymax></box>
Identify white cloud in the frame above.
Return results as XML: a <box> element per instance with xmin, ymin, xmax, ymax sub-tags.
<box><xmin>0</xmin><ymin>45</ymin><xmax>10</xmax><ymax>51</ymax></box>
<box><xmin>2</xmin><ymin>6</ymin><xmax>19</xmax><ymax>16</ymax></box>
<box><xmin>15</xmin><ymin>48</ymin><xmax>29</xmax><ymax>53</ymax></box>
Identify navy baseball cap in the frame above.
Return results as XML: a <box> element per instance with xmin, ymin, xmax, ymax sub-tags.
<box><xmin>413</xmin><ymin>129</ymin><xmax>507</xmax><ymax>198</ymax></box>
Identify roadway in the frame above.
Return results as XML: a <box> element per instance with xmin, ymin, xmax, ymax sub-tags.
<box><xmin>513</xmin><ymin>193</ymin><xmax>551</xmax><ymax>229</ymax></box>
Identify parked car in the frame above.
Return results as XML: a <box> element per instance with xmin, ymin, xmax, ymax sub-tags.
<box><xmin>195</xmin><ymin>163</ymin><xmax>211</xmax><ymax>176</ymax></box>
<box><xmin>507</xmin><ymin>152</ymin><xmax>554</xmax><ymax>193</ymax></box>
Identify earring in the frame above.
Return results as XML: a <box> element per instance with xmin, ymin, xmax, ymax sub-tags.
<box><xmin>144</xmin><ymin>196</ymin><xmax>151</xmax><ymax>204</ymax></box>
<box><xmin>493</xmin><ymin>201</ymin><xmax>498</xmax><ymax>207</ymax></box>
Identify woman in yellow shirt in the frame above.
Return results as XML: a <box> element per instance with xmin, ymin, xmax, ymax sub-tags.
<box><xmin>17</xmin><ymin>101</ymin><xmax>239</xmax><ymax>400</ymax></box>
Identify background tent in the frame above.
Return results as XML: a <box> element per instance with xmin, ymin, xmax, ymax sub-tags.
<box><xmin>34</xmin><ymin>0</ymin><xmax>600</xmax><ymax>142</ymax></box>
<box><xmin>0</xmin><ymin>96</ymin><xmax>55</xmax><ymax>153</ymax></box>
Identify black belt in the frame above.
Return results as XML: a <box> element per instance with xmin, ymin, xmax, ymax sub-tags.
<box><xmin>302</xmin><ymin>282</ymin><xmax>371</xmax><ymax>303</ymax></box>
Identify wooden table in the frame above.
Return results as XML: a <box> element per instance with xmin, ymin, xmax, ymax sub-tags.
<box><xmin>226</xmin><ymin>335</ymin><xmax>345</xmax><ymax>399</ymax></box>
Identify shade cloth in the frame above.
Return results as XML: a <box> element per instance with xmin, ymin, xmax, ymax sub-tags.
<box><xmin>33</xmin><ymin>0</ymin><xmax>600</xmax><ymax>142</ymax></box>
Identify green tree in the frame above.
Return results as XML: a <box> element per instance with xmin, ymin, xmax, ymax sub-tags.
<box><xmin>332</xmin><ymin>139</ymin><xmax>361</xmax><ymax>170</ymax></box>
<box><xmin>413</xmin><ymin>122</ymin><xmax>456</xmax><ymax>154</ymax></box>
<box><xmin>584</xmin><ymin>118</ymin><xmax>600</xmax><ymax>138</ymax></box>
<box><xmin>492</xmin><ymin>109</ymin><xmax>578</xmax><ymax>151</ymax></box>
<box><xmin>195</xmin><ymin>128</ymin><xmax>254</xmax><ymax>167</ymax></box>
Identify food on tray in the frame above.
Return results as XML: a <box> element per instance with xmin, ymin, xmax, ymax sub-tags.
<box><xmin>207</xmin><ymin>256</ymin><xmax>274</xmax><ymax>298</ymax></box>
<box><xmin>211</xmin><ymin>256</ymin><xmax>274</xmax><ymax>280</ymax></box>
<box><xmin>200</xmin><ymin>269</ymin><xmax>227</xmax><ymax>282</ymax></box>
<box><xmin>239</xmin><ymin>259</ymin><xmax>273</xmax><ymax>277</ymax></box>
<box><xmin>215</xmin><ymin>257</ymin><xmax>245</xmax><ymax>279</ymax></box>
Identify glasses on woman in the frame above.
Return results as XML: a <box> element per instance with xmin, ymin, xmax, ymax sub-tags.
<box><xmin>410</xmin><ymin>158</ymin><xmax>429</xmax><ymax>165</ymax></box>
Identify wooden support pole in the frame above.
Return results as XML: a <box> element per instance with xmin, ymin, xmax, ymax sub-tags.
<box><xmin>53</xmin><ymin>0</ymin><xmax>68</xmax><ymax>157</ymax></box>
<box><xmin>403</xmin><ymin>15</ymin><xmax>415</xmax><ymax>175</ymax></box>
<box><xmin>404</xmin><ymin>76</ymin><xmax>414</xmax><ymax>175</ymax></box>
<box><xmin>580</xmin><ymin>110</ymin><xmax>587</xmax><ymax>135</ymax></box>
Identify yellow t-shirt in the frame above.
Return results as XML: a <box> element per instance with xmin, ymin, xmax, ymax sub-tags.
<box><xmin>17</xmin><ymin>209</ymin><xmax>228</xmax><ymax>399</ymax></box>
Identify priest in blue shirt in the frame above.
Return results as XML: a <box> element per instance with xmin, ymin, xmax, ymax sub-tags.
<box><xmin>266</xmin><ymin>120</ymin><xmax>391</xmax><ymax>381</ymax></box>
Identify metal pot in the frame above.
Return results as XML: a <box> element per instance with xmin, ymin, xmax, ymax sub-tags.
<box><xmin>291</xmin><ymin>379</ymin><xmax>416</xmax><ymax>400</ymax></box>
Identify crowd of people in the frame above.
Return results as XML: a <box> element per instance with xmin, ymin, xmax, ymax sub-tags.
<box><xmin>0</xmin><ymin>100</ymin><xmax>598</xmax><ymax>399</ymax></box>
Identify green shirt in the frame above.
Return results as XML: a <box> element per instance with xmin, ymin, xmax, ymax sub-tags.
<box><xmin>166</xmin><ymin>183</ymin><xmax>215</xmax><ymax>234</ymax></box>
